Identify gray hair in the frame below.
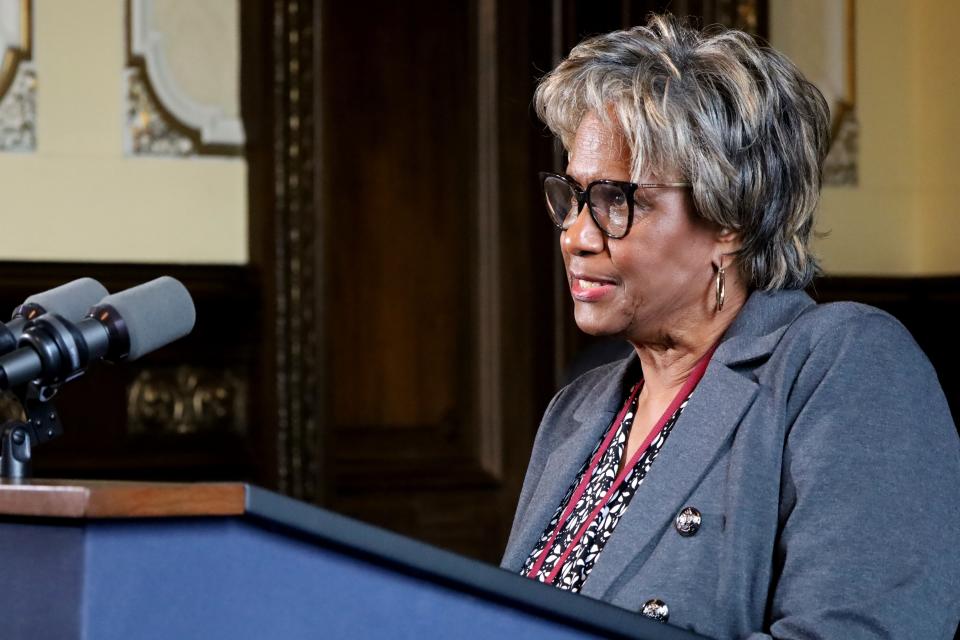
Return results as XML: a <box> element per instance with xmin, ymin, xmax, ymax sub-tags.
<box><xmin>535</xmin><ymin>15</ymin><xmax>830</xmax><ymax>290</ymax></box>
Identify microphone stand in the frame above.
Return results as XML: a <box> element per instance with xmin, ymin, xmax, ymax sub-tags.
<box><xmin>0</xmin><ymin>383</ymin><xmax>63</xmax><ymax>479</ymax></box>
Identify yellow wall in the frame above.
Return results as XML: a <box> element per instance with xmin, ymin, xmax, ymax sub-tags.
<box><xmin>3</xmin><ymin>2</ymin><xmax>955</xmax><ymax>270</ymax></box>
<box><xmin>0</xmin><ymin>1</ymin><xmax>246</xmax><ymax>264</ymax></box>
<box><xmin>913</xmin><ymin>2</ymin><xmax>960</xmax><ymax>273</ymax></box>
<box><xmin>772</xmin><ymin>0</ymin><xmax>960</xmax><ymax>275</ymax></box>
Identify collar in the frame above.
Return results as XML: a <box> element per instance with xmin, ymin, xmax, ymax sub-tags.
<box><xmin>713</xmin><ymin>288</ymin><xmax>815</xmax><ymax>367</ymax></box>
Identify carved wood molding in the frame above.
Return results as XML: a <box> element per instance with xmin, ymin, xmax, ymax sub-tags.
<box><xmin>268</xmin><ymin>0</ymin><xmax>321</xmax><ymax>501</ymax></box>
<box><xmin>475</xmin><ymin>0</ymin><xmax>504</xmax><ymax>480</ymax></box>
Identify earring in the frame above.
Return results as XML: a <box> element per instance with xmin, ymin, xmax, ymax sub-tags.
<box><xmin>715</xmin><ymin>261</ymin><xmax>726</xmax><ymax>313</ymax></box>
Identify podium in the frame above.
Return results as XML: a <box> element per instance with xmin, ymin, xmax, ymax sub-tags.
<box><xmin>0</xmin><ymin>481</ymin><xmax>704</xmax><ymax>640</ymax></box>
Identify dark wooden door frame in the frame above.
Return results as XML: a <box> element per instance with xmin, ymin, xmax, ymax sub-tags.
<box><xmin>244</xmin><ymin>0</ymin><xmax>324</xmax><ymax>501</ymax></box>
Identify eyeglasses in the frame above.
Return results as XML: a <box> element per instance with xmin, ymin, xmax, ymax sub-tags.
<box><xmin>539</xmin><ymin>172</ymin><xmax>692</xmax><ymax>239</ymax></box>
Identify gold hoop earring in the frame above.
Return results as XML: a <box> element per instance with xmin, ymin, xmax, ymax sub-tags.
<box><xmin>715</xmin><ymin>262</ymin><xmax>726</xmax><ymax>313</ymax></box>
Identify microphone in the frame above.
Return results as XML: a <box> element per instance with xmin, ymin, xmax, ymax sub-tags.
<box><xmin>0</xmin><ymin>278</ymin><xmax>109</xmax><ymax>356</ymax></box>
<box><xmin>0</xmin><ymin>276</ymin><xmax>195</xmax><ymax>391</ymax></box>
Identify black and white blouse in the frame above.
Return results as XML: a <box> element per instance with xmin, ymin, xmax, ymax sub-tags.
<box><xmin>521</xmin><ymin>380</ymin><xmax>690</xmax><ymax>593</ymax></box>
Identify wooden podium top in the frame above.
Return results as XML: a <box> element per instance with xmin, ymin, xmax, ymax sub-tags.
<box><xmin>0</xmin><ymin>479</ymin><xmax>246</xmax><ymax>518</ymax></box>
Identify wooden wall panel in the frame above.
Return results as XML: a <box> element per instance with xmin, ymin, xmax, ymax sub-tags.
<box><xmin>324</xmin><ymin>1</ymin><xmax>474</xmax><ymax>429</ymax></box>
<box><xmin>314</xmin><ymin>0</ymin><xmax>557</xmax><ymax>562</ymax></box>
<box><xmin>320</xmin><ymin>0</ymin><xmax>494</xmax><ymax>532</ymax></box>
<box><xmin>322</xmin><ymin>0</ymin><xmax>478</xmax><ymax>470</ymax></box>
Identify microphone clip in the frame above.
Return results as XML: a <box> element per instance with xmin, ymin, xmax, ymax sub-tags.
<box><xmin>0</xmin><ymin>383</ymin><xmax>65</xmax><ymax>480</ymax></box>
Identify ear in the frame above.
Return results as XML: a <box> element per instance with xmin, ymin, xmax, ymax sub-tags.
<box><xmin>715</xmin><ymin>227</ymin><xmax>741</xmax><ymax>251</ymax></box>
<box><xmin>712</xmin><ymin>227</ymin><xmax>741</xmax><ymax>270</ymax></box>
<box><xmin>716</xmin><ymin>226</ymin><xmax>739</xmax><ymax>243</ymax></box>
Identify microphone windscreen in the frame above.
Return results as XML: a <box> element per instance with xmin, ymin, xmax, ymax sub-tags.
<box><xmin>98</xmin><ymin>276</ymin><xmax>196</xmax><ymax>360</ymax></box>
<box><xmin>23</xmin><ymin>278</ymin><xmax>109</xmax><ymax>320</ymax></box>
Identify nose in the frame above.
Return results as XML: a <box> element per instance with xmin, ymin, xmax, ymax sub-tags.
<box><xmin>561</xmin><ymin>202</ymin><xmax>605</xmax><ymax>256</ymax></box>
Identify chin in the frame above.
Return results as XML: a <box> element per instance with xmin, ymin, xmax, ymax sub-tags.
<box><xmin>573</xmin><ymin>307</ymin><xmax>627</xmax><ymax>338</ymax></box>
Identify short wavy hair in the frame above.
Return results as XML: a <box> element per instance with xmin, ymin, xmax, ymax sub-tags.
<box><xmin>535</xmin><ymin>15</ymin><xmax>830</xmax><ymax>290</ymax></box>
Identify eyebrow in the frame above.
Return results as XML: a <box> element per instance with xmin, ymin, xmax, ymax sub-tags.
<box><xmin>563</xmin><ymin>173</ymin><xmax>586</xmax><ymax>188</ymax></box>
<box><xmin>565</xmin><ymin>171</ymin><xmax>689</xmax><ymax>192</ymax></box>
<box><xmin>563</xmin><ymin>172</ymin><xmax>628</xmax><ymax>188</ymax></box>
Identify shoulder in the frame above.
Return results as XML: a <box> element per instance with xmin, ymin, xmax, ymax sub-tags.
<box><xmin>740</xmin><ymin>294</ymin><xmax>957</xmax><ymax>449</ymax></box>
<box><xmin>775</xmin><ymin>299</ymin><xmax>955</xmax><ymax>451</ymax></box>
<box><xmin>788</xmin><ymin>299</ymin><xmax>915</xmax><ymax>349</ymax></box>
<box><xmin>783</xmin><ymin>300</ymin><xmax>931</xmax><ymax>382</ymax></box>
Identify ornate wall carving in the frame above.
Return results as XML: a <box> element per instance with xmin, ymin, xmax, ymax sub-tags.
<box><xmin>125</xmin><ymin>67</ymin><xmax>195</xmax><ymax>156</ymax></box>
<box><xmin>127</xmin><ymin>366</ymin><xmax>247</xmax><ymax>437</ymax></box>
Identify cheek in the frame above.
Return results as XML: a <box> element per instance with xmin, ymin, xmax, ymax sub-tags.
<box><xmin>611</xmin><ymin>231</ymin><xmax>712</xmax><ymax>296</ymax></box>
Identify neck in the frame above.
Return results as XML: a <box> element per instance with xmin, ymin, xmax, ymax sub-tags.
<box><xmin>630</xmin><ymin>290</ymin><xmax>747</xmax><ymax>401</ymax></box>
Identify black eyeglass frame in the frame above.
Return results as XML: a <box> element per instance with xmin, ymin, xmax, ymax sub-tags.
<box><xmin>538</xmin><ymin>171</ymin><xmax>692</xmax><ymax>239</ymax></box>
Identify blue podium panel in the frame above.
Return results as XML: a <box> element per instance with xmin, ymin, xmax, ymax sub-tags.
<box><xmin>0</xmin><ymin>485</ymin><xmax>706</xmax><ymax>640</ymax></box>
<box><xmin>0</xmin><ymin>523</ymin><xmax>85</xmax><ymax>640</ymax></box>
<box><xmin>82</xmin><ymin>518</ymin><xmax>596</xmax><ymax>640</ymax></box>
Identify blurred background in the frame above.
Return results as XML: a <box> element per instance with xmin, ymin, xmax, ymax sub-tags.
<box><xmin>0</xmin><ymin>0</ymin><xmax>956</xmax><ymax>564</ymax></box>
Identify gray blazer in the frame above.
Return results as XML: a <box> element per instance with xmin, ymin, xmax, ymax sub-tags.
<box><xmin>502</xmin><ymin>289</ymin><xmax>960</xmax><ymax>639</ymax></box>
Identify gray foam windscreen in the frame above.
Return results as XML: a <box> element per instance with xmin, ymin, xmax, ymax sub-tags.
<box><xmin>99</xmin><ymin>276</ymin><xmax>196</xmax><ymax>360</ymax></box>
<box><xmin>23</xmin><ymin>278</ymin><xmax>109</xmax><ymax>320</ymax></box>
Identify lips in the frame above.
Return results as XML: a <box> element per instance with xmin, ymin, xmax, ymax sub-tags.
<box><xmin>575</xmin><ymin>278</ymin><xmax>607</xmax><ymax>289</ymax></box>
<box><xmin>570</xmin><ymin>273</ymin><xmax>616</xmax><ymax>301</ymax></box>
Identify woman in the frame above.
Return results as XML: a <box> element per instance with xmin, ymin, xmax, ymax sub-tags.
<box><xmin>501</xmin><ymin>15</ymin><xmax>959</xmax><ymax>639</ymax></box>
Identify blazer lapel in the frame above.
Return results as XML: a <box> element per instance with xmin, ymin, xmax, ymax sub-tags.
<box><xmin>501</xmin><ymin>358</ymin><xmax>637</xmax><ymax>572</ymax></box>
<box><xmin>580</xmin><ymin>361</ymin><xmax>760</xmax><ymax>599</ymax></box>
